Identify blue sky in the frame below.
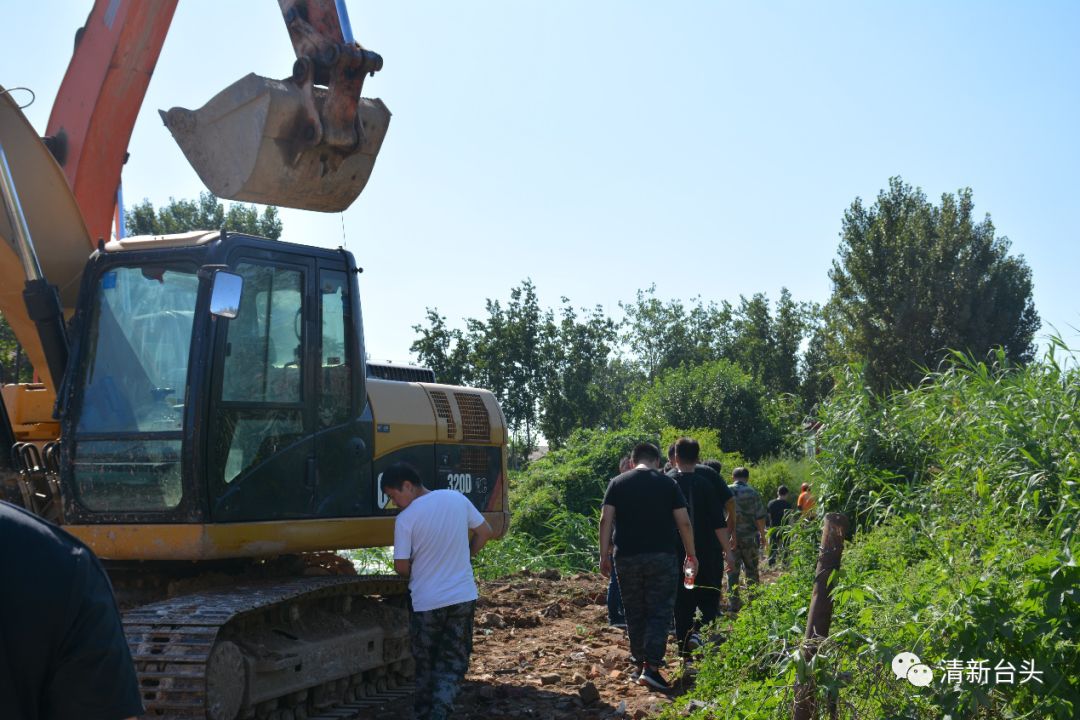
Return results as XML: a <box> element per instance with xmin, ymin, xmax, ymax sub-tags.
<box><xmin>4</xmin><ymin>1</ymin><xmax>1078</xmax><ymax>363</ymax></box>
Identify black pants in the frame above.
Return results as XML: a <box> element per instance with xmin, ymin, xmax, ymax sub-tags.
<box><xmin>674</xmin><ymin>578</ymin><xmax>720</xmax><ymax>655</ymax></box>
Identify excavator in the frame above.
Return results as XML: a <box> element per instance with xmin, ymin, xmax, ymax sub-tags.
<box><xmin>0</xmin><ymin>2</ymin><xmax>509</xmax><ymax>718</ymax></box>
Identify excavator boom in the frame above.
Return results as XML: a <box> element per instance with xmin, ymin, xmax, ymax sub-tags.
<box><xmin>45</xmin><ymin>0</ymin><xmax>179</xmax><ymax>249</ymax></box>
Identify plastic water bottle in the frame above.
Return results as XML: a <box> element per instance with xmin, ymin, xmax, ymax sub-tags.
<box><xmin>683</xmin><ymin>564</ymin><xmax>696</xmax><ymax>590</ymax></box>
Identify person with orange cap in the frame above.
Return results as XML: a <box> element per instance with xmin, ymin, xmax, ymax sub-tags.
<box><xmin>797</xmin><ymin>482</ymin><xmax>816</xmax><ymax>516</ymax></box>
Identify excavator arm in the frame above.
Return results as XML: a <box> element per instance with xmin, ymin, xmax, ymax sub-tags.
<box><xmin>44</xmin><ymin>0</ymin><xmax>180</xmax><ymax>250</ymax></box>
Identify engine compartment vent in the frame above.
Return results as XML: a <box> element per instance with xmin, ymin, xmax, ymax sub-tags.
<box><xmin>454</xmin><ymin>392</ymin><xmax>491</xmax><ymax>442</ymax></box>
<box><xmin>429</xmin><ymin>391</ymin><xmax>456</xmax><ymax>439</ymax></box>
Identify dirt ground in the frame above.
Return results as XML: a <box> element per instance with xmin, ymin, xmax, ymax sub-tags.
<box><xmin>364</xmin><ymin>566</ymin><xmax>781</xmax><ymax>720</ymax></box>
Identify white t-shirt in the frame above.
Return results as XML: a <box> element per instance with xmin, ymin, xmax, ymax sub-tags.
<box><xmin>392</xmin><ymin>489</ymin><xmax>486</xmax><ymax>612</ymax></box>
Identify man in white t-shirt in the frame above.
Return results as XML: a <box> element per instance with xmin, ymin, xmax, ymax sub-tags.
<box><xmin>382</xmin><ymin>463</ymin><xmax>494</xmax><ymax>720</ymax></box>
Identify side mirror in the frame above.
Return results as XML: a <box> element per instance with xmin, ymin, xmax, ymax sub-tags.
<box><xmin>209</xmin><ymin>271</ymin><xmax>243</xmax><ymax>319</ymax></box>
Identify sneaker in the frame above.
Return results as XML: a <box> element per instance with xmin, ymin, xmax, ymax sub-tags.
<box><xmin>637</xmin><ymin>664</ymin><xmax>673</xmax><ymax>693</ymax></box>
<box><xmin>687</xmin><ymin>632</ymin><xmax>703</xmax><ymax>650</ymax></box>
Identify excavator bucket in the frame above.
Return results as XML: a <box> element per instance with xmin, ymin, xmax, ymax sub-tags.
<box><xmin>160</xmin><ymin>73</ymin><xmax>390</xmax><ymax>212</ymax></box>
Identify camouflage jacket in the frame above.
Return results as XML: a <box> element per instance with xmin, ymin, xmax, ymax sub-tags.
<box><xmin>730</xmin><ymin>481</ymin><xmax>767</xmax><ymax>539</ymax></box>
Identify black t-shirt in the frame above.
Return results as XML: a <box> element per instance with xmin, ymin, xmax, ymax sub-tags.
<box><xmin>0</xmin><ymin>502</ymin><xmax>143</xmax><ymax>720</ymax></box>
<box><xmin>603</xmin><ymin>467</ymin><xmax>687</xmax><ymax>557</ymax></box>
<box><xmin>767</xmin><ymin>498</ymin><xmax>794</xmax><ymax>528</ymax></box>
<box><xmin>667</xmin><ymin>468</ymin><xmax>727</xmax><ymax>550</ymax></box>
<box><xmin>694</xmin><ymin>464</ymin><xmax>734</xmax><ymax>525</ymax></box>
<box><xmin>667</xmin><ymin>468</ymin><xmax>728</xmax><ymax>581</ymax></box>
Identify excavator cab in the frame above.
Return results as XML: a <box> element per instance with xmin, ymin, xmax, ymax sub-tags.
<box><xmin>54</xmin><ymin>231</ymin><xmax>509</xmax><ymax>558</ymax></box>
<box><xmin>60</xmin><ymin>232</ymin><xmax>377</xmax><ymax>525</ymax></box>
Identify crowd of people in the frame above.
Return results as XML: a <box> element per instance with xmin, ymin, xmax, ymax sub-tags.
<box><xmin>598</xmin><ymin>437</ymin><xmax>810</xmax><ymax>692</ymax></box>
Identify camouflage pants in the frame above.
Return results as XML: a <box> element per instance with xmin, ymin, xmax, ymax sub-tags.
<box><xmin>613</xmin><ymin>552</ymin><xmax>678</xmax><ymax>667</ymax></box>
<box><xmin>726</xmin><ymin>540</ymin><xmax>761</xmax><ymax>611</ymax></box>
<box><xmin>410</xmin><ymin>600</ymin><xmax>476</xmax><ymax>720</ymax></box>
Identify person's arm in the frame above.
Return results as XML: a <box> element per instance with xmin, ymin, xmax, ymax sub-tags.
<box><xmin>755</xmin><ymin>517</ymin><xmax>767</xmax><ymax>547</ymax></box>
<box><xmin>470</xmin><ymin>520</ymin><xmax>494</xmax><ymax>557</ymax></box>
<box><xmin>49</xmin><ymin>550</ymin><xmax>145</xmax><ymax>720</ymax></box>
<box><xmin>673</xmin><ymin>507</ymin><xmax>698</xmax><ymax>573</ymax></box>
<box><xmin>392</xmin><ymin>514</ymin><xmax>413</xmax><ymax>577</ymax></box>
<box><xmin>599</xmin><ymin>504</ymin><xmax>615</xmax><ymax>577</ymax></box>
<box><xmin>725</xmin><ymin>497</ymin><xmax>737</xmax><ymax>549</ymax></box>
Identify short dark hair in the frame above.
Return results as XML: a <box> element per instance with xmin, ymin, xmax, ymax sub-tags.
<box><xmin>667</xmin><ymin>443</ymin><xmax>676</xmax><ymax>460</ymax></box>
<box><xmin>777</xmin><ymin>485</ymin><xmax>789</xmax><ymax>496</ymax></box>
<box><xmin>380</xmin><ymin>462</ymin><xmax>422</xmax><ymax>492</ymax></box>
<box><xmin>703</xmin><ymin>459</ymin><xmax>723</xmax><ymax>474</ymax></box>
<box><xmin>674</xmin><ymin>437</ymin><xmax>700</xmax><ymax>463</ymax></box>
<box><xmin>732</xmin><ymin>466</ymin><xmax>750</xmax><ymax>480</ymax></box>
<box><xmin>632</xmin><ymin>443</ymin><xmax>661</xmax><ymax>466</ymax></box>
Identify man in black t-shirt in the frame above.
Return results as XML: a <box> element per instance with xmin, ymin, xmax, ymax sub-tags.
<box><xmin>599</xmin><ymin>443</ymin><xmax>697</xmax><ymax>692</ymax></box>
<box><xmin>669</xmin><ymin>438</ymin><xmax>735</xmax><ymax>656</ymax></box>
<box><xmin>0</xmin><ymin>501</ymin><xmax>143</xmax><ymax>720</ymax></box>
<box><xmin>697</xmin><ymin>460</ymin><xmax>737</xmax><ymax>570</ymax></box>
<box><xmin>766</xmin><ymin>485</ymin><xmax>795</xmax><ymax>566</ymax></box>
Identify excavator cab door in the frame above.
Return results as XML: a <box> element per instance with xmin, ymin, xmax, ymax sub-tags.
<box><xmin>207</xmin><ymin>253</ymin><xmax>318</xmax><ymax>520</ymax></box>
<box><xmin>205</xmin><ymin>247</ymin><xmax>373</xmax><ymax>521</ymax></box>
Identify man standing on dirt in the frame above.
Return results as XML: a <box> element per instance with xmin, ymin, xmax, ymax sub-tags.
<box><xmin>599</xmin><ymin>443</ymin><xmax>697</xmax><ymax>692</ymax></box>
<box><xmin>383</xmin><ymin>463</ymin><xmax>495</xmax><ymax>720</ymax></box>
<box><xmin>727</xmin><ymin>467</ymin><xmax>768</xmax><ymax>612</ymax></box>
<box><xmin>669</xmin><ymin>438</ymin><xmax>734</xmax><ymax>658</ymax></box>
<box><xmin>0</xmin><ymin>501</ymin><xmax>143</xmax><ymax>720</ymax></box>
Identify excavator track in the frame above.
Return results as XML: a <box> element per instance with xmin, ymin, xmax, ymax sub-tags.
<box><xmin>123</xmin><ymin>575</ymin><xmax>413</xmax><ymax>720</ymax></box>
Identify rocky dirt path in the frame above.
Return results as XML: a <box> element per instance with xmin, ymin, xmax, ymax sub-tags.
<box><xmin>361</xmin><ymin>566</ymin><xmax>779</xmax><ymax>720</ymax></box>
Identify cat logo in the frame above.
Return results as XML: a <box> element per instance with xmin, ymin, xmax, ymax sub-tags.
<box><xmin>376</xmin><ymin>472</ymin><xmax>391</xmax><ymax>509</ymax></box>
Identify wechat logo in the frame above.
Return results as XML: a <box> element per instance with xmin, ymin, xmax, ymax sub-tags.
<box><xmin>892</xmin><ymin>652</ymin><xmax>934</xmax><ymax>687</ymax></box>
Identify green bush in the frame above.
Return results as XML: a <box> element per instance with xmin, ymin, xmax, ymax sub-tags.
<box><xmin>509</xmin><ymin>427</ymin><xmax>647</xmax><ymax>537</ymax></box>
<box><xmin>671</xmin><ymin>348</ymin><xmax>1080</xmax><ymax>719</ymax></box>
<box><xmin>630</xmin><ymin>360</ymin><xmax>783</xmax><ymax>461</ymax></box>
<box><xmin>748</xmin><ymin>457</ymin><xmax>813</xmax><ymax>507</ymax></box>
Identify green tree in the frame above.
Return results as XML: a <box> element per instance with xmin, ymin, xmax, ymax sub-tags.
<box><xmin>410</xmin><ymin>308</ymin><xmax>473</xmax><ymax>386</ymax></box>
<box><xmin>539</xmin><ymin>301</ymin><xmax>619</xmax><ymax>446</ymax></box>
<box><xmin>726</xmin><ymin>288</ymin><xmax>814</xmax><ymax>405</ymax></box>
<box><xmin>620</xmin><ymin>285</ymin><xmax>732</xmax><ymax>379</ymax></box>
<box><xmin>125</xmin><ymin>191</ymin><xmax>283</xmax><ymax>240</ymax></box>
<box><xmin>629</xmin><ymin>359</ymin><xmax>781</xmax><ymax>461</ymax></box>
<box><xmin>446</xmin><ymin>280</ymin><xmax>555</xmax><ymax>461</ymax></box>
<box><xmin>829</xmin><ymin>177</ymin><xmax>1039</xmax><ymax>393</ymax></box>
<box><xmin>770</xmin><ymin>288</ymin><xmax>807</xmax><ymax>397</ymax></box>
<box><xmin>413</xmin><ymin>283</ymin><xmax>634</xmax><ymax>453</ymax></box>
<box><xmin>799</xmin><ymin>303</ymin><xmax>836</xmax><ymax>411</ymax></box>
<box><xmin>589</xmin><ymin>357</ymin><xmax>647</xmax><ymax>430</ymax></box>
